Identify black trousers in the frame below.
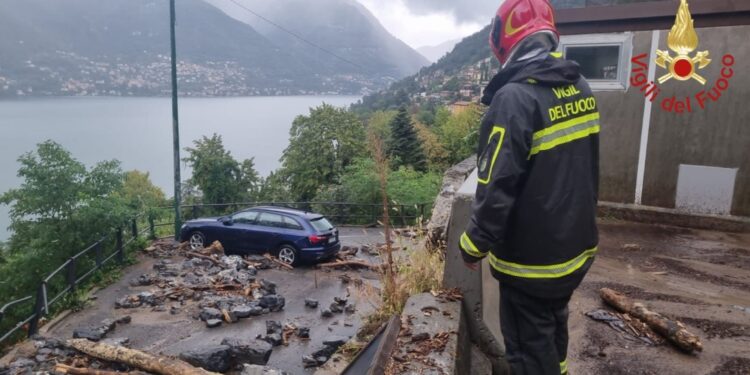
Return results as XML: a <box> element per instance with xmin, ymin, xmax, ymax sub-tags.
<box><xmin>500</xmin><ymin>283</ymin><xmax>571</xmax><ymax>375</ymax></box>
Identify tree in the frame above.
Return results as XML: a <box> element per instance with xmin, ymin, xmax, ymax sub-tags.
<box><xmin>119</xmin><ymin>171</ymin><xmax>166</xmax><ymax>212</ymax></box>
<box><xmin>257</xmin><ymin>171</ymin><xmax>291</xmax><ymax>203</ymax></box>
<box><xmin>183</xmin><ymin>134</ymin><xmax>259</xmax><ymax>204</ymax></box>
<box><xmin>388</xmin><ymin>106</ymin><xmax>427</xmax><ymax>172</ymax></box>
<box><xmin>280</xmin><ymin>104</ymin><xmax>366</xmax><ymax>201</ymax></box>
<box><xmin>0</xmin><ymin>141</ymin><xmax>130</xmax><ymax>306</ymax></box>
<box><xmin>443</xmin><ymin>76</ymin><xmax>460</xmax><ymax>92</ymax></box>
<box><xmin>414</xmin><ymin>121</ymin><xmax>449</xmax><ymax>171</ymax></box>
<box><xmin>366</xmin><ymin>110</ymin><xmax>397</xmax><ymax>142</ymax></box>
<box><xmin>239</xmin><ymin>159</ymin><xmax>261</xmax><ymax>201</ymax></box>
<box><xmin>0</xmin><ymin>141</ymin><xmax>129</xmax><ymax>254</ymax></box>
<box><xmin>437</xmin><ymin>104</ymin><xmax>482</xmax><ymax>164</ymax></box>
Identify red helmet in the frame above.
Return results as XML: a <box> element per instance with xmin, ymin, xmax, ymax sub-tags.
<box><xmin>489</xmin><ymin>0</ymin><xmax>559</xmax><ymax>65</ymax></box>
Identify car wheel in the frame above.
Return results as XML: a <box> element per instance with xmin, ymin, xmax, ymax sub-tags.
<box><xmin>277</xmin><ymin>244</ymin><xmax>299</xmax><ymax>266</ymax></box>
<box><xmin>189</xmin><ymin>231</ymin><xmax>206</xmax><ymax>250</ymax></box>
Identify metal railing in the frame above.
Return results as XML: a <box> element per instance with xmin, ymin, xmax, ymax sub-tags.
<box><xmin>0</xmin><ymin>215</ymin><xmax>155</xmax><ymax>345</ymax></box>
<box><xmin>175</xmin><ymin>202</ymin><xmax>430</xmax><ymax>228</ymax></box>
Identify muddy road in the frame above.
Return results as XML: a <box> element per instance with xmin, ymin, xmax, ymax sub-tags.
<box><xmin>44</xmin><ymin>227</ymin><xmax>385</xmax><ymax>375</ymax></box>
<box><xmin>569</xmin><ymin>219</ymin><xmax>750</xmax><ymax>374</ymax></box>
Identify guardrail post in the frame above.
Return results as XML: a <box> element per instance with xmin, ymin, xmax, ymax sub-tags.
<box><xmin>131</xmin><ymin>218</ymin><xmax>138</xmax><ymax>239</ymax></box>
<box><xmin>28</xmin><ymin>283</ymin><xmax>46</xmax><ymax>337</ymax></box>
<box><xmin>66</xmin><ymin>257</ymin><xmax>77</xmax><ymax>292</ymax></box>
<box><xmin>116</xmin><ymin>228</ymin><xmax>124</xmax><ymax>265</ymax></box>
<box><xmin>95</xmin><ymin>241</ymin><xmax>103</xmax><ymax>267</ymax></box>
<box><xmin>149</xmin><ymin>216</ymin><xmax>156</xmax><ymax>240</ymax></box>
<box><xmin>400</xmin><ymin>204</ymin><xmax>406</xmax><ymax>227</ymax></box>
<box><xmin>192</xmin><ymin>205</ymin><xmax>198</xmax><ymax>220</ymax></box>
<box><xmin>420</xmin><ymin>204</ymin><xmax>426</xmax><ymax>225</ymax></box>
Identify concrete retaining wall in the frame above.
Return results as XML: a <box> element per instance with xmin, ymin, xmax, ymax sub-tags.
<box><xmin>442</xmin><ymin>171</ymin><xmax>509</xmax><ymax>375</ymax></box>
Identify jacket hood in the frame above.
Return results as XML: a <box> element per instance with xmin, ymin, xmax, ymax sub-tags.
<box><xmin>482</xmin><ymin>54</ymin><xmax>582</xmax><ymax>105</ymax></box>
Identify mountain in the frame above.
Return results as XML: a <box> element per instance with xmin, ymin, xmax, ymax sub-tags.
<box><xmin>417</xmin><ymin>38</ymin><xmax>461</xmax><ymax>63</ymax></box>
<box><xmin>0</xmin><ymin>0</ymin><xmax>428</xmax><ymax>97</ymax></box>
<box><xmin>353</xmin><ymin>24</ymin><xmax>494</xmax><ymax>112</ymax></box>
<box><xmin>205</xmin><ymin>0</ymin><xmax>429</xmax><ymax>78</ymax></box>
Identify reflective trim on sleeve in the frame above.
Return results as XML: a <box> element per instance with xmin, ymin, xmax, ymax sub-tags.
<box><xmin>460</xmin><ymin>232</ymin><xmax>488</xmax><ymax>259</ymax></box>
<box><xmin>488</xmin><ymin>247</ymin><xmax>597</xmax><ymax>279</ymax></box>
<box><xmin>530</xmin><ymin>113</ymin><xmax>600</xmax><ymax>157</ymax></box>
<box><xmin>560</xmin><ymin>359</ymin><xmax>568</xmax><ymax>374</ymax></box>
<box><xmin>551</xmin><ymin>51</ymin><xmax>563</xmax><ymax>58</ymax></box>
<box><xmin>477</xmin><ymin>126</ymin><xmax>506</xmax><ymax>185</ymax></box>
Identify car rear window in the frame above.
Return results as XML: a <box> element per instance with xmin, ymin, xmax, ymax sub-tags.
<box><xmin>310</xmin><ymin>217</ymin><xmax>334</xmax><ymax>232</ymax></box>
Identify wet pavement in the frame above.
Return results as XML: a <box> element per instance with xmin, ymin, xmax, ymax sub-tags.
<box><xmin>45</xmin><ymin>227</ymin><xmax>385</xmax><ymax>375</ymax></box>
<box><xmin>568</xmin><ymin>219</ymin><xmax>750</xmax><ymax>374</ymax></box>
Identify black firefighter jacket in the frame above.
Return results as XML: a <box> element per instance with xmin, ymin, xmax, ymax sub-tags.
<box><xmin>460</xmin><ymin>53</ymin><xmax>600</xmax><ymax>299</ymax></box>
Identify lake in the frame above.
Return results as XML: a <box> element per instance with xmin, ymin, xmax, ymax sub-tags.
<box><xmin>0</xmin><ymin>96</ymin><xmax>360</xmax><ymax>240</ymax></box>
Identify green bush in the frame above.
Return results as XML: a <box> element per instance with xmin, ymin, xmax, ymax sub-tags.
<box><xmin>313</xmin><ymin>158</ymin><xmax>441</xmax><ymax>225</ymax></box>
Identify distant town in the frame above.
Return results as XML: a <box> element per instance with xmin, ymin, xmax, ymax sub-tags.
<box><xmin>0</xmin><ymin>52</ymin><xmax>391</xmax><ymax>98</ymax></box>
<box><xmin>410</xmin><ymin>55</ymin><xmax>499</xmax><ymax>112</ymax></box>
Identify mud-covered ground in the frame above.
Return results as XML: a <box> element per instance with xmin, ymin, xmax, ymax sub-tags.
<box><xmin>569</xmin><ymin>219</ymin><xmax>750</xmax><ymax>375</ymax></box>
<box><xmin>41</xmin><ymin>227</ymin><xmax>385</xmax><ymax>375</ymax></box>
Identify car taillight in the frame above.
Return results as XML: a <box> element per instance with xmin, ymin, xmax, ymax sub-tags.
<box><xmin>309</xmin><ymin>235</ymin><xmax>325</xmax><ymax>245</ymax></box>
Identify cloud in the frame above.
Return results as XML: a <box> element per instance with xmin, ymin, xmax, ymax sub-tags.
<box><xmin>357</xmin><ymin>0</ymin><xmax>485</xmax><ymax>48</ymax></box>
<box><xmin>357</xmin><ymin>0</ymin><xmax>489</xmax><ymax>48</ymax></box>
<box><xmin>401</xmin><ymin>0</ymin><xmax>501</xmax><ymax>23</ymax></box>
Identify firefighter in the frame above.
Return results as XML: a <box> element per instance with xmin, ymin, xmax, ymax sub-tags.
<box><xmin>458</xmin><ymin>0</ymin><xmax>599</xmax><ymax>374</ymax></box>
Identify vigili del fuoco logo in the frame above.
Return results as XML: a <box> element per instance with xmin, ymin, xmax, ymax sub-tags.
<box><xmin>629</xmin><ymin>0</ymin><xmax>735</xmax><ymax>113</ymax></box>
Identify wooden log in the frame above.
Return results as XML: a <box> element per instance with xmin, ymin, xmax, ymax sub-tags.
<box><xmin>54</xmin><ymin>364</ymin><xmax>134</xmax><ymax>375</ymax></box>
<box><xmin>318</xmin><ymin>260</ymin><xmax>382</xmax><ymax>271</ymax></box>
<box><xmin>200</xmin><ymin>241</ymin><xmax>224</xmax><ymax>256</ymax></box>
<box><xmin>282</xmin><ymin>323</ymin><xmax>296</xmax><ymax>346</ymax></box>
<box><xmin>221</xmin><ymin>308</ymin><xmax>236</xmax><ymax>323</ymax></box>
<box><xmin>600</xmin><ymin>288</ymin><xmax>703</xmax><ymax>353</ymax></box>
<box><xmin>67</xmin><ymin>339</ymin><xmax>220</xmax><ymax>375</ymax></box>
<box><xmin>263</xmin><ymin>254</ymin><xmax>294</xmax><ymax>270</ymax></box>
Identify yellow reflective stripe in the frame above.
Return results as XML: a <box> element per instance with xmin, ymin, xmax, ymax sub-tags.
<box><xmin>551</xmin><ymin>51</ymin><xmax>563</xmax><ymax>58</ymax></box>
<box><xmin>488</xmin><ymin>247</ymin><xmax>597</xmax><ymax>279</ymax></box>
<box><xmin>560</xmin><ymin>359</ymin><xmax>568</xmax><ymax>374</ymax></box>
<box><xmin>530</xmin><ymin>124</ymin><xmax>600</xmax><ymax>156</ymax></box>
<box><xmin>478</xmin><ymin>126</ymin><xmax>506</xmax><ymax>185</ymax></box>
<box><xmin>460</xmin><ymin>232</ymin><xmax>488</xmax><ymax>258</ymax></box>
<box><xmin>534</xmin><ymin>112</ymin><xmax>600</xmax><ymax>140</ymax></box>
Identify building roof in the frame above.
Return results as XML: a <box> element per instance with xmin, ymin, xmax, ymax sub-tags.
<box><xmin>552</xmin><ymin>0</ymin><xmax>750</xmax><ymax>34</ymax></box>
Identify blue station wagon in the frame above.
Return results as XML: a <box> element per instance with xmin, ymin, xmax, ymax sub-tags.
<box><xmin>179</xmin><ymin>206</ymin><xmax>340</xmax><ymax>266</ymax></box>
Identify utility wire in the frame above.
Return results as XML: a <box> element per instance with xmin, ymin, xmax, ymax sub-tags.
<box><xmin>225</xmin><ymin>0</ymin><xmax>366</xmax><ymax>71</ymax></box>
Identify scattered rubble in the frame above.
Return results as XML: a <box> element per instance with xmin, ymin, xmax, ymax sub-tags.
<box><xmin>180</xmin><ymin>344</ymin><xmax>232</xmax><ymax>372</ymax></box>
<box><xmin>302</xmin><ymin>335</ymin><xmax>350</xmax><ymax>368</ymax></box>
<box><xmin>388</xmin><ymin>293</ymin><xmax>462</xmax><ymax>374</ymax></box>
<box><xmin>241</xmin><ymin>364</ymin><xmax>289</xmax><ymax>375</ymax></box>
<box><xmin>2</xmin><ymin>235</ymin><xmax>379</xmax><ymax>375</ymax></box>
<box><xmin>3</xmin><ymin>335</ymin><xmax>137</xmax><ymax>374</ymax></box>
<box><xmin>72</xmin><ymin>316</ymin><xmax>131</xmax><ymax>342</ymax></box>
<box><xmin>116</xmin><ymin>241</ymin><xmax>288</xmax><ymax>332</ymax></box>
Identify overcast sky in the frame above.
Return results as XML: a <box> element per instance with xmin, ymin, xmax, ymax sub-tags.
<box><xmin>356</xmin><ymin>0</ymin><xmax>499</xmax><ymax>48</ymax></box>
